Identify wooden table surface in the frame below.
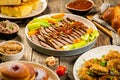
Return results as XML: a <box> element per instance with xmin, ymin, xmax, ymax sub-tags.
<box><xmin>0</xmin><ymin>0</ymin><xmax>120</xmax><ymax>80</ymax></box>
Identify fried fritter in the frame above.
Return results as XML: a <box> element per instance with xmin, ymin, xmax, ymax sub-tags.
<box><xmin>84</xmin><ymin>58</ymin><xmax>101</xmax><ymax>68</ymax></box>
<box><xmin>90</xmin><ymin>63</ymin><xmax>109</xmax><ymax>75</ymax></box>
<box><xmin>78</xmin><ymin>67</ymin><xmax>97</xmax><ymax>80</ymax></box>
<box><xmin>103</xmin><ymin>50</ymin><xmax>120</xmax><ymax>61</ymax></box>
<box><xmin>107</xmin><ymin>59</ymin><xmax>120</xmax><ymax>75</ymax></box>
<box><xmin>77</xmin><ymin>50</ymin><xmax>120</xmax><ymax>80</ymax></box>
<box><xmin>99</xmin><ymin>76</ymin><xmax>119</xmax><ymax>80</ymax></box>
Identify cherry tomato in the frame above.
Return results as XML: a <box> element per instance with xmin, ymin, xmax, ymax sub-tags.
<box><xmin>56</xmin><ymin>66</ymin><xmax>66</xmax><ymax>76</ymax></box>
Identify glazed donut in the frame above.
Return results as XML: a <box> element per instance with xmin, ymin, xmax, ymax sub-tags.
<box><xmin>34</xmin><ymin>67</ymin><xmax>48</xmax><ymax>80</ymax></box>
<box><xmin>1</xmin><ymin>62</ymin><xmax>30</xmax><ymax>80</ymax></box>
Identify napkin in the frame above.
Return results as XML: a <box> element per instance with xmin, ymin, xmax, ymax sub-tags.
<box><xmin>91</xmin><ymin>3</ymin><xmax>120</xmax><ymax>45</ymax></box>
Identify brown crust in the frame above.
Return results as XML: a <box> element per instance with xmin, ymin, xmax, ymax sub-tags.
<box><xmin>1</xmin><ymin>62</ymin><xmax>30</xmax><ymax>79</ymax></box>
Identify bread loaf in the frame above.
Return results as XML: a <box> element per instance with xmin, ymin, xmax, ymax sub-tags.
<box><xmin>0</xmin><ymin>0</ymin><xmax>29</xmax><ymax>5</ymax></box>
<box><xmin>22</xmin><ymin>0</ymin><xmax>28</xmax><ymax>2</ymax></box>
<box><xmin>1</xmin><ymin>5</ymin><xmax>33</xmax><ymax>17</ymax></box>
<box><xmin>102</xmin><ymin>4</ymin><xmax>120</xmax><ymax>35</ymax></box>
<box><xmin>0</xmin><ymin>0</ymin><xmax>40</xmax><ymax>17</ymax></box>
<box><xmin>0</xmin><ymin>0</ymin><xmax>21</xmax><ymax>5</ymax></box>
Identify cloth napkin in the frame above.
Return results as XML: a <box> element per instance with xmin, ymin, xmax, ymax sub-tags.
<box><xmin>91</xmin><ymin>3</ymin><xmax>120</xmax><ymax>45</ymax></box>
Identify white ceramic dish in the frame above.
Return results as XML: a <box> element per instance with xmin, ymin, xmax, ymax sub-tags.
<box><xmin>0</xmin><ymin>40</ymin><xmax>24</xmax><ymax>61</ymax></box>
<box><xmin>0</xmin><ymin>61</ymin><xmax>60</xmax><ymax>80</ymax></box>
<box><xmin>73</xmin><ymin>45</ymin><xmax>120</xmax><ymax>80</ymax></box>
<box><xmin>25</xmin><ymin>13</ymin><xmax>98</xmax><ymax>56</ymax></box>
<box><xmin>0</xmin><ymin>0</ymin><xmax>47</xmax><ymax>19</ymax></box>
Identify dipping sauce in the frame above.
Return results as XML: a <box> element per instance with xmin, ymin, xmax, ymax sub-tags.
<box><xmin>67</xmin><ymin>0</ymin><xmax>93</xmax><ymax>11</ymax></box>
<box><xmin>0</xmin><ymin>41</ymin><xmax>22</xmax><ymax>54</ymax></box>
<box><xmin>0</xmin><ymin>20</ymin><xmax>19</xmax><ymax>34</ymax></box>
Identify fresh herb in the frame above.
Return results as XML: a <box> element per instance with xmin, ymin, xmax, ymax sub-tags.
<box><xmin>83</xmin><ymin>59</ymin><xmax>86</xmax><ymax>62</ymax></box>
<box><xmin>102</xmin><ymin>55</ymin><xmax>105</xmax><ymax>58</ymax></box>
<box><xmin>87</xmin><ymin>70</ymin><xmax>94</xmax><ymax>76</ymax></box>
<box><xmin>110</xmin><ymin>77</ymin><xmax>113</xmax><ymax>80</ymax></box>
<box><xmin>93</xmin><ymin>58</ymin><xmax>97</xmax><ymax>63</ymax></box>
<box><xmin>8</xmin><ymin>26</ymin><xmax>14</xmax><ymax>30</ymax></box>
<box><xmin>99</xmin><ymin>60</ymin><xmax>107</xmax><ymax>67</ymax></box>
<box><xmin>111</xmin><ymin>68</ymin><xmax>116</xmax><ymax>71</ymax></box>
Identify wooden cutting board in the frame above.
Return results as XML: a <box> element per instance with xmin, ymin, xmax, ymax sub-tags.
<box><xmin>86</xmin><ymin>15</ymin><xmax>112</xmax><ymax>38</ymax></box>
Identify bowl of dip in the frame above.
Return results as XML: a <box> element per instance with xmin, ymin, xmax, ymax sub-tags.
<box><xmin>65</xmin><ymin>0</ymin><xmax>94</xmax><ymax>15</ymax></box>
<box><xmin>0</xmin><ymin>20</ymin><xmax>19</xmax><ymax>40</ymax></box>
<box><xmin>0</xmin><ymin>40</ymin><xmax>24</xmax><ymax>61</ymax></box>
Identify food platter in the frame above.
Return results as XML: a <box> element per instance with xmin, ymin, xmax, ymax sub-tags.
<box><xmin>0</xmin><ymin>0</ymin><xmax>47</xmax><ymax>19</ymax></box>
<box><xmin>73</xmin><ymin>45</ymin><xmax>120</xmax><ymax>80</ymax></box>
<box><xmin>0</xmin><ymin>61</ymin><xmax>60</xmax><ymax>80</ymax></box>
<box><xmin>25</xmin><ymin>13</ymin><xmax>99</xmax><ymax>56</ymax></box>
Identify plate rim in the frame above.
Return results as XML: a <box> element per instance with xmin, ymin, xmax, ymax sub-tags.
<box><xmin>73</xmin><ymin>45</ymin><xmax>120</xmax><ymax>80</ymax></box>
<box><xmin>0</xmin><ymin>0</ymin><xmax>47</xmax><ymax>20</ymax></box>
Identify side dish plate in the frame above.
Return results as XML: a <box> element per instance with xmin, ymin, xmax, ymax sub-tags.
<box><xmin>25</xmin><ymin>13</ymin><xmax>98</xmax><ymax>56</ymax></box>
<box><xmin>0</xmin><ymin>61</ymin><xmax>60</xmax><ymax>80</ymax></box>
<box><xmin>73</xmin><ymin>45</ymin><xmax>120</xmax><ymax>80</ymax></box>
<box><xmin>0</xmin><ymin>0</ymin><xmax>47</xmax><ymax>19</ymax></box>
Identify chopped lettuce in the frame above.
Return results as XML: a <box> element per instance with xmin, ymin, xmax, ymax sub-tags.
<box><xmin>62</xmin><ymin>30</ymin><xmax>99</xmax><ymax>50</ymax></box>
<box><xmin>27</xmin><ymin>18</ymin><xmax>51</xmax><ymax>31</ymax></box>
<box><xmin>81</xmin><ymin>30</ymin><xmax>99</xmax><ymax>42</ymax></box>
<box><xmin>27</xmin><ymin>22</ymin><xmax>41</xmax><ymax>31</ymax></box>
<box><xmin>62</xmin><ymin>44</ymin><xmax>75</xmax><ymax>50</ymax></box>
<box><xmin>62</xmin><ymin>41</ymin><xmax>87</xmax><ymax>50</ymax></box>
<box><xmin>74</xmin><ymin>41</ymin><xmax>87</xmax><ymax>49</ymax></box>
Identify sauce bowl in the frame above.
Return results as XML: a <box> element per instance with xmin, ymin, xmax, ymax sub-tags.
<box><xmin>65</xmin><ymin>0</ymin><xmax>94</xmax><ymax>15</ymax></box>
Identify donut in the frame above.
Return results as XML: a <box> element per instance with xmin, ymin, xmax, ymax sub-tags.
<box><xmin>24</xmin><ymin>63</ymin><xmax>35</xmax><ymax>80</ymax></box>
<box><xmin>1</xmin><ymin>62</ymin><xmax>30</xmax><ymax>80</ymax></box>
<box><xmin>34</xmin><ymin>67</ymin><xmax>48</xmax><ymax>80</ymax></box>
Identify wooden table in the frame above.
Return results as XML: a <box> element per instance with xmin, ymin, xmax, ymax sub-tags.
<box><xmin>0</xmin><ymin>0</ymin><xmax>120</xmax><ymax>80</ymax></box>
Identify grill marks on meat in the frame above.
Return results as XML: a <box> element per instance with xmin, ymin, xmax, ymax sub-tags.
<box><xmin>30</xmin><ymin>17</ymin><xmax>89</xmax><ymax>49</ymax></box>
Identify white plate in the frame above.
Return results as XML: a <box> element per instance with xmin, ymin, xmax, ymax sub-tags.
<box><xmin>0</xmin><ymin>61</ymin><xmax>60</xmax><ymax>80</ymax></box>
<box><xmin>0</xmin><ymin>0</ymin><xmax>47</xmax><ymax>19</ymax></box>
<box><xmin>73</xmin><ymin>45</ymin><xmax>120</xmax><ymax>80</ymax></box>
<box><xmin>25</xmin><ymin>13</ymin><xmax>98</xmax><ymax>56</ymax></box>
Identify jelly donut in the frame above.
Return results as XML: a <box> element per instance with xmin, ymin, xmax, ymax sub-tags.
<box><xmin>1</xmin><ymin>62</ymin><xmax>30</xmax><ymax>80</ymax></box>
<box><xmin>24</xmin><ymin>63</ymin><xmax>35</xmax><ymax>80</ymax></box>
<box><xmin>34</xmin><ymin>67</ymin><xmax>48</xmax><ymax>80</ymax></box>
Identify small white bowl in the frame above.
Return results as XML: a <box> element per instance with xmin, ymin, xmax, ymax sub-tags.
<box><xmin>0</xmin><ymin>40</ymin><xmax>24</xmax><ymax>61</ymax></box>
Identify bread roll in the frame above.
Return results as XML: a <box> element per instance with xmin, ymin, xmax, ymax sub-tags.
<box><xmin>102</xmin><ymin>4</ymin><xmax>120</xmax><ymax>34</ymax></box>
<box><xmin>102</xmin><ymin>7</ymin><xmax>115</xmax><ymax>23</ymax></box>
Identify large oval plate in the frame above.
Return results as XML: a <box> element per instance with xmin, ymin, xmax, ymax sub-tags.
<box><xmin>73</xmin><ymin>45</ymin><xmax>120</xmax><ymax>80</ymax></box>
<box><xmin>0</xmin><ymin>0</ymin><xmax>47</xmax><ymax>19</ymax></box>
<box><xmin>0</xmin><ymin>61</ymin><xmax>60</xmax><ymax>80</ymax></box>
<box><xmin>25</xmin><ymin>13</ymin><xmax>98</xmax><ymax>56</ymax></box>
